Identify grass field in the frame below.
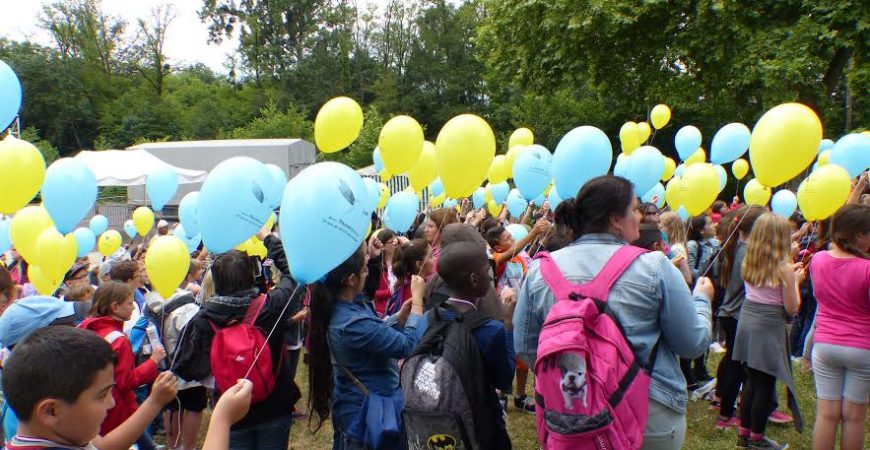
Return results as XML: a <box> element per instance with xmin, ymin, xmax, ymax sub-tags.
<box><xmin>280</xmin><ymin>352</ymin><xmax>869</xmax><ymax>450</ymax></box>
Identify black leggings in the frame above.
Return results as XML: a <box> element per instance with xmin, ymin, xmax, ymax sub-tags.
<box><xmin>739</xmin><ymin>367</ymin><xmax>776</xmax><ymax>435</ymax></box>
<box><xmin>715</xmin><ymin>317</ymin><xmax>745</xmax><ymax>418</ymax></box>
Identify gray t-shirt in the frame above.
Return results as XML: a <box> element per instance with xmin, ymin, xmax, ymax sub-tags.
<box><xmin>717</xmin><ymin>241</ymin><xmax>747</xmax><ymax>319</ymax></box>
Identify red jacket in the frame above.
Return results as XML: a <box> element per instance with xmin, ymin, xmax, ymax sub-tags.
<box><xmin>79</xmin><ymin>316</ymin><xmax>158</xmax><ymax>435</ymax></box>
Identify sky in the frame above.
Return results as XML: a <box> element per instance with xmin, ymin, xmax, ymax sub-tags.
<box><xmin>0</xmin><ymin>0</ymin><xmax>391</xmax><ymax>73</ymax></box>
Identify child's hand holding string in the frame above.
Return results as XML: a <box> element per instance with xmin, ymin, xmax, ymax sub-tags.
<box><xmin>149</xmin><ymin>371</ymin><xmax>179</xmax><ymax>406</ymax></box>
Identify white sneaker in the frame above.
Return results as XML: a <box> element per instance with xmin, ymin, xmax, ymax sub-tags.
<box><xmin>710</xmin><ymin>342</ymin><xmax>726</xmax><ymax>353</ymax></box>
<box><xmin>692</xmin><ymin>378</ymin><xmax>717</xmax><ymax>401</ymax></box>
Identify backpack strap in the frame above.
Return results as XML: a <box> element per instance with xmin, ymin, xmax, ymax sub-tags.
<box><xmin>534</xmin><ymin>251</ymin><xmax>579</xmax><ymax>301</ymax></box>
<box><xmin>242</xmin><ymin>294</ymin><xmax>267</xmax><ymax>325</ymax></box>
<box><xmin>535</xmin><ymin>246</ymin><xmax>647</xmax><ymax>303</ymax></box>
<box><xmin>104</xmin><ymin>331</ymin><xmax>125</xmax><ymax>345</ymax></box>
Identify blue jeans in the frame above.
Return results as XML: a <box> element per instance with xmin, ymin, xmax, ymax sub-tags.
<box><xmin>229</xmin><ymin>415</ymin><xmax>292</xmax><ymax>450</ymax></box>
<box><xmin>135</xmin><ymin>432</ymin><xmax>157</xmax><ymax>450</ymax></box>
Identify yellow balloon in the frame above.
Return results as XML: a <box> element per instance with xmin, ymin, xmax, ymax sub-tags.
<box><xmin>265</xmin><ymin>213</ymin><xmax>276</xmax><ymax>231</ymax></box>
<box><xmin>435</xmin><ymin>114</ymin><xmax>495</xmax><ymax>198</ymax></box>
<box><xmin>488</xmin><ymin>155</ymin><xmax>509</xmax><ymax>184</ymax></box>
<box><xmin>744</xmin><ymin>179</ymin><xmax>772</xmax><ymax>206</ymax></box>
<box><xmin>406</xmin><ymin>141</ymin><xmax>437</xmax><ymax>192</ymax></box>
<box><xmin>377</xmin><ymin>183</ymin><xmax>390</xmax><ymax>209</ymax></box>
<box><xmin>505</xmin><ymin>145</ymin><xmax>527</xmax><ymax>178</ymax></box>
<box><xmin>817</xmin><ymin>149</ymin><xmax>831</xmax><ymax>167</ymax></box>
<box><xmin>430</xmin><ymin>193</ymin><xmax>446</xmax><ymax>208</ymax></box>
<box><xmin>28</xmin><ymin>264</ymin><xmax>61</xmax><ymax>295</ymax></box>
<box><xmin>314</xmin><ymin>97</ymin><xmax>364</xmax><ymax>153</ymax></box>
<box><xmin>650</xmin><ymin>104</ymin><xmax>671</xmax><ymax>129</ymax></box>
<box><xmin>732</xmin><ymin>159</ymin><xmax>750</xmax><ymax>180</ymax></box>
<box><xmin>637</xmin><ymin>122</ymin><xmax>652</xmax><ymax>143</ymax></box>
<box><xmin>680</xmin><ymin>163</ymin><xmax>720</xmax><ymax>216</ymax></box>
<box><xmin>619</xmin><ymin>122</ymin><xmax>641</xmax><ymax>155</ymax></box>
<box><xmin>665</xmin><ymin>177</ymin><xmax>684</xmax><ymax>210</ymax></box>
<box><xmin>379</xmin><ymin>115</ymin><xmax>424</xmax><ymax>173</ymax></box>
<box><xmin>863</xmin><ymin>131</ymin><xmax>870</xmax><ymax>140</ymax></box>
<box><xmin>33</xmin><ymin>228</ymin><xmax>77</xmax><ymax>282</ymax></box>
<box><xmin>487</xmin><ymin>201</ymin><xmax>503</xmax><ymax>217</ymax></box>
<box><xmin>0</xmin><ymin>136</ymin><xmax>47</xmax><ymax>214</ymax></box>
<box><xmin>247</xmin><ymin>237</ymin><xmax>267</xmax><ymax>259</ymax></box>
<box><xmin>749</xmin><ymin>103</ymin><xmax>822</xmax><ymax>187</ymax></box>
<box><xmin>146</xmin><ymin>235</ymin><xmax>191</xmax><ymax>298</ymax></box>
<box><xmin>380</xmin><ymin>168</ymin><xmax>393</xmax><ymax>182</ymax></box>
<box><xmin>10</xmin><ymin>206</ymin><xmax>54</xmax><ymax>264</ymax></box>
<box><xmin>662</xmin><ymin>157</ymin><xmax>677</xmax><ymax>181</ymax></box>
<box><xmin>798</xmin><ymin>165</ymin><xmax>851</xmax><ymax>221</ymax></box>
<box><xmin>98</xmin><ymin>230</ymin><xmax>122</xmax><ymax>257</ymax></box>
<box><xmin>509</xmin><ymin>128</ymin><xmax>534</xmax><ymax>149</ymax></box>
<box><xmin>685</xmin><ymin>148</ymin><xmax>706</xmax><ymax>166</ymax></box>
<box><xmin>484</xmin><ymin>185</ymin><xmax>493</xmax><ymax>204</ymax></box>
<box><xmin>132</xmin><ymin>207</ymin><xmax>155</xmax><ymax>236</ymax></box>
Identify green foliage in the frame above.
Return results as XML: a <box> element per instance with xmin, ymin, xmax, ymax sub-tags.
<box><xmin>228</xmin><ymin>102</ymin><xmax>313</xmax><ymax>140</ymax></box>
<box><xmin>19</xmin><ymin>128</ymin><xmax>59</xmax><ymax>164</ymax></box>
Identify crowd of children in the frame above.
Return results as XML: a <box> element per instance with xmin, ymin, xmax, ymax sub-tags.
<box><xmin>0</xmin><ymin>171</ymin><xmax>867</xmax><ymax>450</ymax></box>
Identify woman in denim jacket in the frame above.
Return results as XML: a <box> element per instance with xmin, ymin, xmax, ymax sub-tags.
<box><xmin>514</xmin><ymin>176</ymin><xmax>714</xmax><ymax>450</ymax></box>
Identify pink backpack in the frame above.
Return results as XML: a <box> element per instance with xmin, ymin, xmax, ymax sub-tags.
<box><xmin>208</xmin><ymin>294</ymin><xmax>276</xmax><ymax>403</ymax></box>
<box><xmin>534</xmin><ymin>246</ymin><xmax>659</xmax><ymax>450</ymax></box>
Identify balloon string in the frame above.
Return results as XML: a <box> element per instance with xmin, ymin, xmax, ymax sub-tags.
<box><xmin>697</xmin><ymin>206</ymin><xmax>752</xmax><ymax>281</ymax></box>
<box><xmin>243</xmin><ymin>283</ymin><xmax>303</xmax><ymax>380</ymax></box>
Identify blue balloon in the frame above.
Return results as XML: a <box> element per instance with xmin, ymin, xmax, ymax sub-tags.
<box><xmin>363</xmin><ymin>178</ymin><xmax>380</xmax><ymax>212</ymax></box>
<box><xmin>384</xmin><ymin>192</ymin><xmax>419</xmax><ymax>234</ymax></box>
<box><xmin>178</xmin><ymin>192</ymin><xmax>200</xmax><ymax>238</ymax></box>
<box><xmin>819</xmin><ymin>139</ymin><xmax>834</xmax><ymax>152</ymax></box>
<box><xmin>124</xmin><ymin>220</ymin><xmax>137</xmax><ymax>239</ymax></box>
<box><xmin>41</xmin><ymin>158</ymin><xmax>97</xmax><ymax>234</ymax></box>
<box><xmin>280</xmin><ymin>162</ymin><xmax>370</xmax><ymax>284</ymax></box>
<box><xmin>677</xmin><ymin>206</ymin><xmax>690</xmax><ymax>221</ymax></box>
<box><xmin>714</xmin><ymin>164</ymin><xmax>727</xmax><ymax>192</ymax></box>
<box><xmin>443</xmin><ymin>198</ymin><xmax>458</xmax><ymax>209</ymax></box>
<box><xmin>624</xmin><ymin>146</ymin><xmax>665</xmax><ymax>196</ymax></box>
<box><xmin>548</xmin><ymin>186</ymin><xmax>564</xmax><ymax>209</ymax></box>
<box><xmin>0</xmin><ymin>60</ymin><xmax>22</xmax><ymax>130</ymax></box>
<box><xmin>710</xmin><ymin>123</ymin><xmax>750</xmax><ymax>164</ymax></box>
<box><xmin>506</xmin><ymin>189</ymin><xmax>528</xmax><ymax>218</ymax></box>
<box><xmin>771</xmin><ymin>190</ymin><xmax>797</xmax><ymax>218</ymax></box>
<box><xmin>490</xmin><ymin>181</ymin><xmax>510</xmax><ymax>205</ymax></box>
<box><xmin>173</xmin><ymin>224</ymin><xmax>202</xmax><ymax>254</ymax></box>
<box><xmin>199</xmin><ymin>157</ymin><xmax>273</xmax><ymax>253</ymax></box>
<box><xmin>89</xmin><ymin>215</ymin><xmax>109</xmax><ymax>236</ymax></box>
<box><xmin>472</xmin><ymin>187</ymin><xmax>486</xmax><ymax>209</ymax></box>
<box><xmin>264</xmin><ymin>164</ymin><xmax>288</xmax><ymax>209</ymax></box>
<box><xmin>673</xmin><ymin>163</ymin><xmax>687</xmax><ymax>179</ymax></box>
<box><xmin>429</xmin><ymin>178</ymin><xmax>444</xmax><ymax>197</ymax></box>
<box><xmin>553</xmin><ymin>126</ymin><xmax>612</xmax><ymax>199</ymax></box>
<box><xmin>373</xmin><ymin>147</ymin><xmax>384</xmax><ymax>173</ymax></box>
<box><xmin>675</xmin><ymin>126</ymin><xmax>702</xmax><ymax>161</ymax></box>
<box><xmin>641</xmin><ymin>183</ymin><xmax>666</xmax><ymax>209</ymax></box>
<box><xmin>146</xmin><ymin>166</ymin><xmax>179</xmax><ymax>212</ymax></box>
<box><xmin>613</xmin><ymin>153</ymin><xmax>629</xmax><ymax>177</ymax></box>
<box><xmin>829</xmin><ymin>133</ymin><xmax>870</xmax><ymax>178</ymax></box>
<box><xmin>505</xmin><ymin>224</ymin><xmax>528</xmax><ymax>242</ymax></box>
<box><xmin>72</xmin><ymin>227</ymin><xmax>96</xmax><ymax>258</ymax></box>
<box><xmin>0</xmin><ymin>217</ymin><xmax>11</xmax><ymax>254</ymax></box>
<box><xmin>531</xmin><ymin>192</ymin><xmax>546</xmax><ymax>207</ymax></box>
<box><xmin>513</xmin><ymin>145</ymin><xmax>553</xmax><ymax>201</ymax></box>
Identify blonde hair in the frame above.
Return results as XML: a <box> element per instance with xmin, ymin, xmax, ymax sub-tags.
<box><xmin>199</xmin><ymin>270</ymin><xmax>215</xmax><ymax>302</ymax></box>
<box><xmin>660</xmin><ymin>212</ymin><xmax>686</xmax><ymax>244</ymax></box>
<box><xmin>742</xmin><ymin>213</ymin><xmax>791</xmax><ymax>288</ymax></box>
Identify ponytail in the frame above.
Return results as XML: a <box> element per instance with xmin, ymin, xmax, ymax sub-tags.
<box><xmin>391</xmin><ymin>239</ymin><xmax>429</xmax><ymax>290</ymax></box>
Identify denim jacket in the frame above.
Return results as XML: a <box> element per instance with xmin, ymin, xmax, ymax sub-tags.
<box><xmin>328</xmin><ymin>295</ymin><xmax>422</xmax><ymax>430</ymax></box>
<box><xmin>514</xmin><ymin>233</ymin><xmax>712</xmax><ymax>414</ymax></box>
<box><xmin>686</xmin><ymin>238</ymin><xmax>720</xmax><ymax>283</ymax></box>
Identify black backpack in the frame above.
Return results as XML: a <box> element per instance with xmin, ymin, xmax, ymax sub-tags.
<box><xmin>401</xmin><ymin>307</ymin><xmax>509</xmax><ymax>450</ymax></box>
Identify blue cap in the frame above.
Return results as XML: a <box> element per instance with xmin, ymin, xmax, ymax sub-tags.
<box><xmin>0</xmin><ymin>296</ymin><xmax>77</xmax><ymax>348</ymax></box>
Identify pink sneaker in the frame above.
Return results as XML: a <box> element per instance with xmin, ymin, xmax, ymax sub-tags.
<box><xmin>716</xmin><ymin>416</ymin><xmax>740</xmax><ymax>430</ymax></box>
<box><xmin>768</xmin><ymin>410</ymin><xmax>793</xmax><ymax>424</ymax></box>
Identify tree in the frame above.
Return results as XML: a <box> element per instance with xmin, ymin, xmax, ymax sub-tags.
<box><xmin>228</xmin><ymin>101</ymin><xmax>313</xmax><ymax>140</ymax></box>
<box><xmin>134</xmin><ymin>4</ymin><xmax>176</xmax><ymax>96</ymax></box>
<box><xmin>39</xmin><ymin>0</ymin><xmax>131</xmax><ymax>75</ymax></box>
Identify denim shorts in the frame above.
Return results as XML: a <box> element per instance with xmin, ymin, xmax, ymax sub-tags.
<box><xmin>812</xmin><ymin>342</ymin><xmax>870</xmax><ymax>404</ymax></box>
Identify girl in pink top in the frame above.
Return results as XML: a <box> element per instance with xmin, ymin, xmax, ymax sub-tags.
<box><xmin>807</xmin><ymin>204</ymin><xmax>870</xmax><ymax>450</ymax></box>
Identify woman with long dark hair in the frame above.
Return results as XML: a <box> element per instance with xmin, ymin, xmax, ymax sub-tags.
<box><xmin>307</xmin><ymin>244</ymin><xmax>425</xmax><ymax>449</ymax></box>
<box><xmin>369</xmin><ymin>229</ymin><xmax>399</xmax><ymax>318</ymax></box>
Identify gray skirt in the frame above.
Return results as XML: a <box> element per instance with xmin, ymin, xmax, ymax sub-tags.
<box><xmin>733</xmin><ymin>300</ymin><xmax>803</xmax><ymax>432</ymax></box>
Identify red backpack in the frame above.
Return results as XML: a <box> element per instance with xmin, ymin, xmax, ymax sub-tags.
<box><xmin>208</xmin><ymin>294</ymin><xmax>276</xmax><ymax>403</ymax></box>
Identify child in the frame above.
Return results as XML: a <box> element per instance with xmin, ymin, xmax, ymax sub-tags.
<box><xmin>78</xmin><ymin>282</ymin><xmax>167</xmax><ymax>439</ymax></box>
<box><xmin>1</xmin><ymin>326</ymin><xmax>251</xmax><ymax>450</ymax></box>
<box><xmin>660</xmin><ymin>211</ymin><xmax>693</xmax><ymax>284</ymax></box>
<box><xmin>732</xmin><ymin>213</ymin><xmax>804</xmax><ymax>450</ymax></box>
<box><xmin>385</xmin><ymin>239</ymin><xmax>433</xmax><ymax>318</ymax></box>
<box><xmin>410</xmin><ymin>224</ymin><xmax>515</xmax><ymax>449</ymax></box>
<box><xmin>632</xmin><ymin>223</ymin><xmax>667</xmax><ymax>252</ymax></box>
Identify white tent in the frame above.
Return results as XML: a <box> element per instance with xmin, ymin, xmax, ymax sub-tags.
<box><xmin>73</xmin><ymin>149</ymin><xmax>207</xmax><ymax>186</ymax></box>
